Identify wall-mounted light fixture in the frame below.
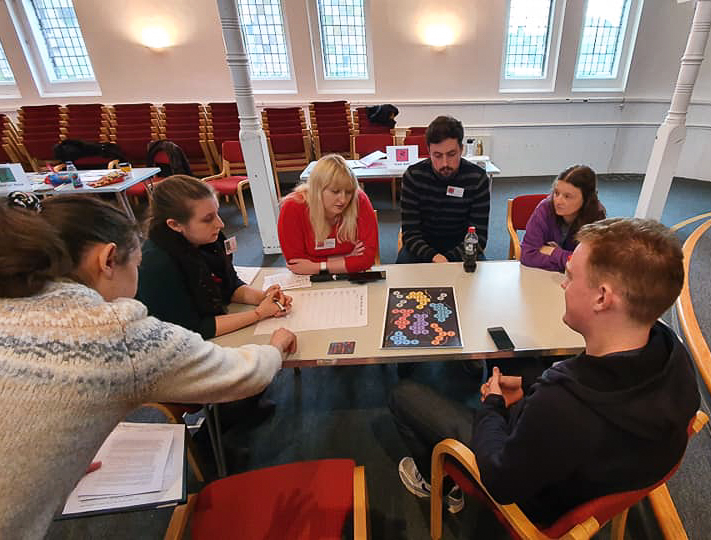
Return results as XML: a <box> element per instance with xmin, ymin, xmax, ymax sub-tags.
<box><xmin>140</xmin><ymin>26</ymin><xmax>172</xmax><ymax>52</ymax></box>
<box><xmin>423</xmin><ymin>23</ymin><xmax>454</xmax><ymax>51</ymax></box>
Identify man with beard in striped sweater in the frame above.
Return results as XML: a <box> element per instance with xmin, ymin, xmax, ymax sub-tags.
<box><xmin>397</xmin><ymin>115</ymin><xmax>490</xmax><ymax>264</ymax></box>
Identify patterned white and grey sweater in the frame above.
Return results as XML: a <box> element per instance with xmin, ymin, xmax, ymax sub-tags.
<box><xmin>0</xmin><ymin>280</ymin><xmax>282</xmax><ymax>539</ymax></box>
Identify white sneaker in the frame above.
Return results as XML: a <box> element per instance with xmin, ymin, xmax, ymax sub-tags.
<box><xmin>446</xmin><ymin>485</ymin><xmax>465</xmax><ymax>514</ymax></box>
<box><xmin>398</xmin><ymin>457</ymin><xmax>431</xmax><ymax>498</ymax></box>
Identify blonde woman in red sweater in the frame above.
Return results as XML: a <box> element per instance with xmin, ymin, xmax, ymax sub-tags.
<box><xmin>278</xmin><ymin>154</ymin><xmax>379</xmax><ymax>274</ymax></box>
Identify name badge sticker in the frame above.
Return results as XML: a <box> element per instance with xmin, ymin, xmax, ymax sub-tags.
<box><xmin>446</xmin><ymin>186</ymin><xmax>464</xmax><ymax>198</ymax></box>
<box><xmin>315</xmin><ymin>238</ymin><xmax>336</xmax><ymax>250</ymax></box>
<box><xmin>224</xmin><ymin>236</ymin><xmax>237</xmax><ymax>254</ymax></box>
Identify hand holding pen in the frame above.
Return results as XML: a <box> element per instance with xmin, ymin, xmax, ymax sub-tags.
<box><xmin>262</xmin><ymin>285</ymin><xmax>292</xmax><ymax>318</ymax></box>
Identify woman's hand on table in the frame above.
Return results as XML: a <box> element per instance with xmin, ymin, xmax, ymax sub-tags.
<box><xmin>287</xmin><ymin>258</ymin><xmax>319</xmax><ymax>275</ymax></box>
<box><xmin>263</xmin><ymin>285</ymin><xmax>292</xmax><ymax>316</ymax></box>
<box><xmin>269</xmin><ymin>328</ymin><xmax>297</xmax><ymax>357</ymax></box>
<box><xmin>539</xmin><ymin>242</ymin><xmax>558</xmax><ymax>256</ymax></box>
<box><xmin>255</xmin><ymin>291</ymin><xmax>290</xmax><ymax>320</ymax></box>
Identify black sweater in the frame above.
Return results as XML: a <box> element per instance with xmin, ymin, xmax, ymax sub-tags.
<box><xmin>471</xmin><ymin>322</ymin><xmax>700</xmax><ymax>526</ymax></box>
<box><xmin>400</xmin><ymin>158</ymin><xmax>489</xmax><ymax>261</ymax></box>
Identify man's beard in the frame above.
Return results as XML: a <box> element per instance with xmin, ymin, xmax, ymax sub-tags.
<box><xmin>436</xmin><ymin>167</ymin><xmax>455</xmax><ymax>179</ymax></box>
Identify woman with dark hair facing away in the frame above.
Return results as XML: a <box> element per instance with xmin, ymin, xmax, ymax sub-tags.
<box><xmin>137</xmin><ymin>175</ymin><xmax>292</xmax><ymax>339</ymax></box>
<box><xmin>278</xmin><ymin>153</ymin><xmax>378</xmax><ymax>274</ymax></box>
<box><xmin>520</xmin><ymin>165</ymin><xmax>606</xmax><ymax>272</ymax></box>
<box><xmin>0</xmin><ymin>193</ymin><xmax>296</xmax><ymax>539</ymax></box>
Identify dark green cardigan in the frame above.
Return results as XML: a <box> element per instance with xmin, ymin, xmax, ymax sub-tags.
<box><xmin>136</xmin><ymin>238</ymin><xmax>218</xmax><ymax>339</ymax></box>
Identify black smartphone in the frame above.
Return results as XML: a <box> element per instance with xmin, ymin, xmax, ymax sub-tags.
<box><xmin>487</xmin><ymin>326</ymin><xmax>515</xmax><ymax>351</ymax></box>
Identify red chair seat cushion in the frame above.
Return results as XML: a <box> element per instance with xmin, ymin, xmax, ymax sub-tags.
<box><xmin>207</xmin><ymin>175</ymin><xmax>248</xmax><ymax>196</ymax></box>
<box><xmin>191</xmin><ymin>459</ymin><xmax>355</xmax><ymax>540</ymax></box>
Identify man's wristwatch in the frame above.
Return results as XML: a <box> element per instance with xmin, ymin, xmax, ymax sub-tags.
<box><xmin>320</xmin><ymin>261</ymin><xmax>327</xmax><ymax>272</ymax></box>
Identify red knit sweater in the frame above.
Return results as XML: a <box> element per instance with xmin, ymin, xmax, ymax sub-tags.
<box><xmin>277</xmin><ymin>190</ymin><xmax>378</xmax><ymax>273</ymax></box>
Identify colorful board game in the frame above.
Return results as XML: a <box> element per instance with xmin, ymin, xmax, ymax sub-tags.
<box><xmin>381</xmin><ymin>287</ymin><xmax>462</xmax><ymax>349</ymax></box>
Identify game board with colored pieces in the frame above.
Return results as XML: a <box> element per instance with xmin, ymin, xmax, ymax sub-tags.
<box><xmin>381</xmin><ymin>287</ymin><xmax>462</xmax><ymax>348</ymax></box>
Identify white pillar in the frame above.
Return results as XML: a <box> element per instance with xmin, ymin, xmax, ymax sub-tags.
<box><xmin>635</xmin><ymin>0</ymin><xmax>711</xmax><ymax>220</ymax></box>
<box><xmin>216</xmin><ymin>0</ymin><xmax>281</xmax><ymax>254</ymax></box>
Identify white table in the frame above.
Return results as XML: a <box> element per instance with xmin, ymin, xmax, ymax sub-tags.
<box><xmin>299</xmin><ymin>156</ymin><xmax>500</xmax><ymax>182</ymax></box>
<box><xmin>212</xmin><ymin>261</ymin><xmax>584</xmax><ymax>367</ymax></box>
<box><xmin>28</xmin><ymin>167</ymin><xmax>160</xmax><ymax>220</ymax></box>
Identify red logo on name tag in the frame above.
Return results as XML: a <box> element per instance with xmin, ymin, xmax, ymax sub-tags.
<box><xmin>447</xmin><ymin>187</ymin><xmax>454</xmax><ymax>194</ymax></box>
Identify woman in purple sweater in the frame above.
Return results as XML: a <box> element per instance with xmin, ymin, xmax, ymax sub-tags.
<box><xmin>520</xmin><ymin>165</ymin><xmax>606</xmax><ymax>272</ymax></box>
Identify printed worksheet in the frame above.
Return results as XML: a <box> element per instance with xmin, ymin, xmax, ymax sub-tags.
<box><xmin>254</xmin><ymin>286</ymin><xmax>367</xmax><ymax>334</ymax></box>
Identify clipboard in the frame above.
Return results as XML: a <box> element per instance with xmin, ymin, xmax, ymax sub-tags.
<box><xmin>57</xmin><ymin>423</ymin><xmax>187</xmax><ymax>520</ymax></box>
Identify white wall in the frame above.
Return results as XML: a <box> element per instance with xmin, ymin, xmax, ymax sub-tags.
<box><xmin>1</xmin><ymin>0</ymin><xmax>710</xmax><ymax>180</ymax></box>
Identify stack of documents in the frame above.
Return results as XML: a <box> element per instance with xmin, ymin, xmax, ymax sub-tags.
<box><xmin>61</xmin><ymin>422</ymin><xmax>186</xmax><ymax>517</ymax></box>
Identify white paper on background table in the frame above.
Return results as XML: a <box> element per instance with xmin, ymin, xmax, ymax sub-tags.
<box><xmin>62</xmin><ymin>423</ymin><xmax>184</xmax><ymax>515</ymax></box>
<box><xmin>254</xmin><ymin>286</ymin><xmax>367</xmax><ymax>335</ymax></box>
<box><xmin>262</xmin><ymin>271</ymin><xmax>312</xmax><ymax>291</ymax></box>
<box><xmin>233</xmin><ymin>265</ymin><xmax>261</xmax><ymax>285</ymax></box>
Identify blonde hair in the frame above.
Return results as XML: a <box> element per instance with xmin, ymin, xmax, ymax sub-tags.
<box><xmin>287</xmin><ymin>154</ymin><xmax>361</xmax><ymax>244</ymax></box>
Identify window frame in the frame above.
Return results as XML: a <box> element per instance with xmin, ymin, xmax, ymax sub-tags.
<box><xmin>572</xmin><ymin>0</ymin><xmax>644</xmax><ymax>92</ymax></box>
<box><xmin>4</xmin><ymin>0</ymin><xmax>101</xmax><ymax>97</ymax></box>
<box><xmin>305</xmin><ymin>0</ymin><xmax>375</xmax><ymax>94</ymax></box>
<box><xmin>237</xmin><ymin>0</ymin><xmax>298</xmax><ymax>94</ymax></box>
<box><xmin>0</xmin><ymin>39</ymin><xmax>20</xmax><ymax>98</ymax></box>
<box><xmin>499</xmin><ymin>0</ymin><xmax>567</xmax><ymax>93</ymax></box>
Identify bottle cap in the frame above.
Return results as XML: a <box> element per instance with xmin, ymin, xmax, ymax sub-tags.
<box><xmin>468</xmin><ymin>226</ymin><xmax>476</xmax><ymax>233</ymax></box>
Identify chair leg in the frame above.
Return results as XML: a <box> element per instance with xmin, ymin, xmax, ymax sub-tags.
<box><xmin>203</xmin><ymin>404</ymin><xmax>227</xmax><ymax>478</ymax></box>
<box><xmin>648</xmin><ymin>484</ymin><xmax>689</xmax><ymax>539</ymax></box>
<box><xmin>236</xmin><ymin>185</ymin><xmax>249</xmax><ymax>227</ymax></box>
<box><xmin>610</xmin><ymin>508</ymin><xmax>629</xmax><ymax>540</ymax></box>
<box><xmin>184</xmin><ymin>434</ymin><xmax>205</xmax><ymax>483</ymax></box>
<box><xmin>391</xmin><ymin>177</ymin><xmax>397</xmax><ymax>208</ymax></box>
<box><xmin>430</xmin><ymin>453</ymin><xmax>445</xmax><ymax>540</ymax></box>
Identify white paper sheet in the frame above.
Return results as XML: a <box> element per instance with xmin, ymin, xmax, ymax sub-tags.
<box><xmin>262</xmin><ymin>271</ymin><xmax>312</xmax><ymax>291</ymax></box>
<box><xmin>62</xmin><ymin>423</ymin><xmax>185</xmax><ymax>515</ymax></box>
<box><xmin>254</xmin><ymin>286</ymin><xmax>367</xmax><ymax>335</ymax></box>
<box><xmin>350</xmin><ymin>150</ymin><xmax>386</xmax><ymax>168</ymax></box>
<box><xmin>233</xmin><ymin>265</ymin><xmax>261</xmax><ymax>285</ymax></box>
<box><xmin>75</xmin><ymin>424</ymin><xmax>173</xmax><ymax>498</ymax></box>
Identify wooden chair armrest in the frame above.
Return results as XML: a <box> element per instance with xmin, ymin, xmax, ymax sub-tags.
<box><xmin>431</xmin><ymin>439</ymin><xmax>567</xmax><ymax>540</ymax></box>
<box><xmin>506</xmin><ymin>198</ymin><xmax>521</xmax><ymax>260</ymax></box>
<box><xmin>202</xmin><ymin>172</ymin><xmax>224</xmax><ymax>182</ymax></box>
<box><xmin>647</xmin><ymin>484</ymin><xmax>688</xmax><ymax>540</ymax></box>
<box><xmin>691</xmin><ymin>410</ymin><xmax>709</xmax><ymax>434</ymax></box>
<box><xmin>163</xmin><ymin>493</ymin><xmax>198</xmax><ymax>540</ymax></box>
<box><xmin>353</xmin><ymin>465</ymin><xmax>369</xmax><ymax>540</ymax></box>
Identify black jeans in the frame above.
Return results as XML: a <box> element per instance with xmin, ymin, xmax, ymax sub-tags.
<box><xmin>389</xmin><ymin>380</ymin><xmax>475</xmax><ymax>481</ymax></box>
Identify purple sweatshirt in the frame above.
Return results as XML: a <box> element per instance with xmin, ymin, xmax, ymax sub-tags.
<box><xmin>520</xmin><ymin>196</ymin><xmax>576</xmax><ymax>272</ymax></box>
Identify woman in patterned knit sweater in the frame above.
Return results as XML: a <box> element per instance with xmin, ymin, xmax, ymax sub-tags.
<box><xmin>0</xmin><ymin>193</ymin><xmax>296</xmax><ymax>539</ymax></box>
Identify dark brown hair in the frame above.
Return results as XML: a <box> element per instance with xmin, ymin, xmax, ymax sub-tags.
<box><xmin>0</xmin><ymin>195</ymin><xmax>140</xmax><ymax>298</ymax></box>
<box><xmin>149</xmin><ymin>174</ymin><xmax>215</xmax><ymax>233</ymax></box>
<box><xmin>426</xmin><ymin>116</ymin><xmax>464</xmax><ymax>147</ymax></box>
<box><xmin>551</xmin><ymin>165</ymin><xmax>606</xmax><ymax>237</ymax></box>
<box><xmin>577</xmin><ymin>218</ymin><xmax>684</xmax><ymax>325</ymax></box>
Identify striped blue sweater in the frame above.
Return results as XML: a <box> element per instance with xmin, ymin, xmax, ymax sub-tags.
<box><xmin>400</xmin><ymin>158</ymin><xmax>490</xmax><ymax>261</ymax></box>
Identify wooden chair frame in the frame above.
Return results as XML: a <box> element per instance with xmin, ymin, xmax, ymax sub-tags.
<box><xmin>430</xmin><ymin>411</ymin><xmax>709</xmax><ymax>540</ymax></box>
<box><xmin>506</xmin><ymin>195</ymin><xmax>547</xmax><ymax>260</ymax></box>
<box><xmin>203</xmin><ymin>153</ymin><xmax>251</xmax><ymax>227</ymax></box>
<box><xmin>163</xmin><ymin>465</ymin><xmax>369</xmax><ymax>540</ymax></box>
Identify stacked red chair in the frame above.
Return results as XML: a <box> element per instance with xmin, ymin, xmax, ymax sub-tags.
<box><xmin>309</xmin><ymin>100</ymin><xmax>352</xmax><ymax>158</ymax></box>
<box><xmin>351</xmin><ymin>132</ymin><xmax>397</xmax><ymax>207</ymax></box>
<box><xmin>61</xmin><ymin>104</ymin><xmax>110</xmax><ymax>169</ymax></box>
<box><xmin>159</xmin><ymin>103</ymin><xmax>213</xmax><ymax>177</ymax></box>
<box><xmin>205</xmin><ymin>102</ymin><xmax>241</xmax><ymax>171</ymax></box>
<box><xmin>1</xmin><ymin>114</ymin><xmax>26</xmax><ymax>166</ymax></box>
<box><xmin>261</xmin><ymin>107</ymin><xmax>313</xmax><ymax>198</ymax></box>
<box><xmin>203</xmin><ymin>140</ymin><xmax>251</xmax><ymax>226</ymax></box>
<box><xmin>17</xmin><ymin>105</ymin><xmax>65</xmax><ymax>171</ymax></box>
<box><xmin>107</xmin><ymin>104</ymin><xmax>160</xmax><ymax>204</ymax></box>
<box><xmin>107</xmin><ymin>103</ymin><xmax>160</xmax><ymax>167</ymax></box>
<box><xmin>403</xmin><ymin>133</ymin><xmax>428</xmax><ymax>158</ymax></box>
<box><xmin>352</xmin><ymin>107</ymin><xmax>393</xmax><ymax>135</ymax></box>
